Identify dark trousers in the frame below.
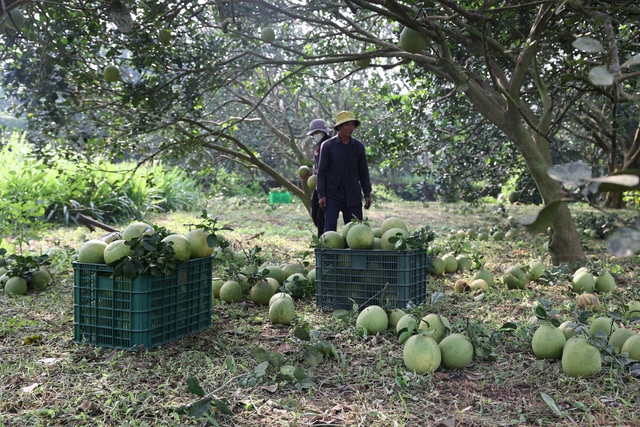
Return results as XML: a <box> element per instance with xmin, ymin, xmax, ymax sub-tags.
<box><xmin>310</xmin><ymin>190</ymin><xmax>325</xmax><ymax>238</ymax></box>
<box><xmin>324</xmin><ymin>197</ymin><xmax>363</xmax><ymax>232</ymax></box>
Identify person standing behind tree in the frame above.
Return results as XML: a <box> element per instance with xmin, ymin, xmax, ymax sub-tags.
<box><xmin>317</xmin><ymin>111</ymin><xmax>372</xmax><ymax>232</ymax></box>
<box><xmin>305</xmin><ymin>118</ymin><xmax>333</xmax><ymax>237</ymax></box>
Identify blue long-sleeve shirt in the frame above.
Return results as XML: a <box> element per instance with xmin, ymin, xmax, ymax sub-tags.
<box><xmin>316</xmin><ymin>135</ymin><xmax>372</xmax><ymax>207</ymax></box>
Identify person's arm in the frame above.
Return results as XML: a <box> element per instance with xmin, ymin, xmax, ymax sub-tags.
<box><xmin>316</xmin><ymin>140</ymin><xmax>330</xmax><ymax>205</ymax></box>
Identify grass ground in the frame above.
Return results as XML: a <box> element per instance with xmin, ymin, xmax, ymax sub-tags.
<box><xmin>1</xmin><ymin>197</ymin><xmax>639</xmax><ymax>427</ymax></box>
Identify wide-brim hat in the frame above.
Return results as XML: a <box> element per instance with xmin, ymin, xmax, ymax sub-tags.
<box><xmin>334</xmin><ymin>110</ymin><xmax>360</xmax><ymax>130</ymax></box>
<box><xmin>307</xmin><ymin>119</ymin><xmax>332</xmax><ymax>135</ymax></box>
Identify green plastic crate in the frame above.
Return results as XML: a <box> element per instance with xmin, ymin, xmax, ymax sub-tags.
<box><xmin>269</xmin><ymin>191</ymin><xmax>291</xmax><ymax>204</ymax></box>
<box><xmin>315</xmin><ymin>248</ymin><xmax>427</xmax><ymax>311</ymax></box>
<box><xmin>73</xmin><ymin>257</ymin><xmax>212</xmax><ymax>350</ymax></box>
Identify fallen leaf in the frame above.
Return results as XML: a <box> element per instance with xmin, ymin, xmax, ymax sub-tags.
<box><xmin>261</xmin><ymin>384</ymin><xmax>278</xmax><ymax>393</ymax></box>
<box><xmin>77</xmin><ymin>400</ymin><xmax>98</xmax><ymax>413</ymax></box>
<box><xmin>277</xmin><ymin>343</ymin><xmax>293</xmax><ymax>353</ymax></box>
<box><xmin>434</xmin><ymin>417</ymin><xmax>456</xmax><ymax>427</ymax></box>
<box><xmin>434</xmin><ymin>372</ymin><xmax>450</xmax><ymax>380</ymax></box>
<box><xmin>464</xmin><ymin>372</ymin><xmax>485</xmax><ymax>381</ymax></box>
<box><xmin>22</xmin><ymin>383</ymin><xmax>39</xmax><ymax>393</ymax></box>
<box><xmin>38</xmin><ymin>357</ymin><xmax>63</xmax><ymax>366</ymax></box>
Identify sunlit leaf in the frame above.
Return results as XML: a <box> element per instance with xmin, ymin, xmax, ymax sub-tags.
<box><xmin>547</xmin><ymin>162</ymin><xmax>591</xmax><ymax>186</ymax></box>
<box><xmin>590</xmin><ymin>172</ymin><xmax>640</xmax><ymax>193</ymax></box>
<box><xmin>621</xmin><ymin>54</ymin><xmax>640</xmax><ymax>68</ymax></box>
<box><xmin>540</xmin><ymin>392</ymin><xmax>564</xmax><ymax>417</ymax></box>
<box><xmin>606</xmin><ymin>228</ymin><xmax>640</xmax><ymax>258</ymax></box>
<box><xmin>520</xmin><ymin>200</ymin><xmax>564</xmax><ymax>234</ymax></box>
<box><xmin>572</xmin><ymin>36</ymin><xmax>604</xmax><ymax>53</ymax></box>
<box><xmin>588</xmin><ymin>66</ymin><xmax>614</xmax><ymax>86</ymax></box>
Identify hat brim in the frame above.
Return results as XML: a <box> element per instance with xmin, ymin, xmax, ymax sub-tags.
<box><xmin>334</xmin><ymin>119</ymin><xmax>360</xmax><ymax>130</ymax></box>
<box><xmin>307</xmin><ymin>128</ymin><xmax>332</xmax><ymax>136</ymax></box>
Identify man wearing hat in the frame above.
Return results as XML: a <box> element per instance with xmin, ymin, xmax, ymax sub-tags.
<box><xmin>316</xmin><ymin>111</ymin><xmax>372</xmax><ymax>232</ymax></box>
<box><xmin>306</xmin><ymin>118</ymin><xmax>333</xmax><ymax>237</ymax></box>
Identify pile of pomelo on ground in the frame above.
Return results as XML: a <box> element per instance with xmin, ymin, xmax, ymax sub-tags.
<box><xmin>0</xmin><ymin>264</ymin><xmax>53</xmax><ymax>296</ymax></box>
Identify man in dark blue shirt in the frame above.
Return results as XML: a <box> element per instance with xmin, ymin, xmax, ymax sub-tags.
<box><xmin>317</xmin><ymin>111</ymin><xmax>373</xmax><ymax>232</ymax></box>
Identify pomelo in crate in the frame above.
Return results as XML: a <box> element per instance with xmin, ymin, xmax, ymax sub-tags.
<box><xmin>161</xmin><ymin>235</ymin><xmax>192</xmax><ymax>262</ymax></box>
<box><xmin>186</xmin><ymin>229</ymin><xmax>215</xmax><ymax>259</ymax></box>
<box><xmin>346</xmin><ymin>224</ymin><xmax>375</xmax><ymax>249</ymax></box>
<box><xmin>380</xmin><ymin>217</ymin><xmax>408</xmax><ymax>236</ymax></box>
<box><xmin>103</xmin><ymin>240</ymin><xmax>134</xmax><ymax>265</ymax></box>
<box><xmin>320</xmin><ymin>231</ymin><xmax>346</xmax><ymax>249</ymax></box>
<box><xmin>380</xmin><ymin>228</ymin><xmax>409</xmax><ymax>250</ymax></box>
<box><xmin>78</xmin><ymin>239</ymin><xmax>108</xmax><ymax>264</ymax></box>
<box><xmin>122</xmin><ymin>221</ymin><xmax>153</xmax><ymax>241</ymax></box>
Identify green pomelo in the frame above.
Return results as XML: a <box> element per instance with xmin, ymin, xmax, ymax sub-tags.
<box><xmin>307</xmin><ymin>268</ymin><xmax>317</xmax><ymax>286</ymax></box>
<box><xmin>298</xmin><ymin>165</ymin><xmax>311</xmax><ymax>178</ymax></box>
<box><xmin>346</xmin><ymin>224</ymin><xmax>375</xmax><ymax>249</ymax></box>
<box><xmin>561</xmin><ymin>337</ymin><xmax>602</xmax><ymax>378</ymax></box>
<box><xmin>265</xmin><ymin>277</ymin><xmax>280</xmax><ymax>293</ymax></box>
<box><xmin>307</xmin><ymin>175</ymin><xmax>317</xmax><ymax>190</ymax></box>
<box><xmin>219</xmin><ymin>280</ymin><xmax>243</xmax><ymax>303</ymax></box>
<box><xmin>558</xmin><ymin>321</ymin><xmax>579</xmax><ymax>340</ymax></box>
<box><xmin>237</xmin><ymin>274</ymin><xmax>250</xmax><ymax>293</ymax></box>
<box><xmin>269</xmin><ymin>297</ymin><xmax>295</xmax><ymax>325</ymax></box>
<box><xmin>572</xmin><ymin>272</ymin><xmax>596</xmax><ymax>293</ymax></box>
<box><xmin>157</xmin><ymin>28</ymin><xmax>172</xmax><ymax>44</ymax></box>
<box><xmin>439</xmin><ymin>333</ymin><xmax>474</xmax><ymax>369</ymax></box>
<box><xmin>590</xmin><ymin>316</ymin><xmax>616</xmax><ymax>338</ymax></box>
<box><xmin>356</xmin><ymin>305</ymin><xmax>388</xmax><ymax>334</ymax></box>
<box><xmin>380</xmin><ymin>228</ymin><xmax>409</xmax><ymax>250</ymax></box>
<box><xmin>101</xmin><ymin>231</ymin><xmax>122</xmax><ymax>244</ymax></box>
<box><xmin>269</xmin><ymin>292</ymin><xmax>293</xmax><ymax>307</ymax></box>
<box><xmin>30</xmin><ymin>270</ymin><xmax>50</xmax><ymax>290</ymax></box>
<box><xmin>504</xmin><ymin>230</ymin><xmax>517</xmax><ymax>240</ymax></box>
<box><xmin>387</xmin><ymin>308</ymin><xmax>406</xmax><ymax>329</ymax></box>
<box><xmin>260</xmin><ymin>26</ymin><xmax>276</xmax><ymax>42</ymax></box>
<box><xmin>477</xmin><ymin>232</ymin><xmax>489</xmax><ymax>241</ymax></box>
<box><xmin>372</xmin><ymin>237</ymin><xmax>382</xmax><ymax>249</ymax></box>
<box><xmin>431</xmin><ymin>257</ymin><xmax>445</xmax><ymax>276</ymax></box>
<box><xmin>503</xmin><ymin>265</ymin><xmax>528</xmax><ymax>290</ymax></box>
<box><xmin>508</xmin><ymin>191</ymin><xmax>519</xmax><ymax>203</ymax></box>
<box><xmin>574</xmin><ymin>266</ymin><xmax>590</xmax><ymax>275</ymax></box>
<box><xmin>162</xmin><ymin>235</ymin><xmax>192</xmax><ymax>262</ymax></box>
<box><xmin>186</xmin><ymin>229</ymin><xmax>215</xmax><ymax>259</ymax></box>
<box><xmin>250</xmin><ymin>280</ymin><xmax>275</xmax><ymax>306</ymax></box>
<box><xmin>5</xmin><ymin>276</ymin><xmax>28</xmax><ymax>295</ymax></box>
<box><xmin>355</xmin><ymin>57</ymin><xmax>371</xmax><ymax>68</ymax></box>
<box><xmin>212</xmin><ymin>279</ymin><xmax>225</xmax><ymax>299</ymax></box>
<box><xmin>320</xmin><ymin>231</ymin><xmax>346</xmax><ymax>249</ymax></box>
<box><xmin>403</xmin><ymin>334</ymin><xmax>441</xmax><ymax>374</ymax></box>
<box><xmin>491</xmin><ymin>231</ymin><xmax>505</xmax><ymax>241</ymax></box>
<box><xmin>418</xmin><ymin>313</ymin><xmax>450</xmax><ymax>344</ymax></box>
<box><xmin>398</xmin><ymin>27</ymin><xmax>428</xmax><ymax>54</ymax></box>
<box><xmin>466</xmin><ymin>229</ymin><xmax>476</xmax><ymax>239</ymax></box>
<box><xmin>284</xmin><ymin>273</ymin><xmax>309</xmax><ymax>298</ymax></box>
<box><xmin>341</xmin><ymin>221</ymin><xmax>357</xmax><ymax>240</ymax></box>
<box><xmin>441</xmin><ymin>254</ymin><xmax>458</xmax><ymax>274</ymax></box>
<box><xmin>5</xmin><ymin>9</ymin><xmax>26</xmax><ymax>31</ymax></box>
<box><xmin>627</xmin><ymin>300</ymin><xmax>640</xmax><ymax>320</ymax></box>
<box><xmin>240</xmin><ymin>264</ymin><xmax>258</xmax><ymax>276</ymax></box>
<box><xmin>380</xmin><ymin>217</ymin><xmax>409</xmax><ymax>236</ymax></box>
<box><xmin>621</xmin><ymin>334</ymin><xmax>640</xmax><ymax>360</ymax></box>
<box><xmin>471</xmin><ymin>269</ymin><xmax>494</xmax><ymax>286</ymax></box>
<box><xmin>103</xmin><ymin>240</ymin><xmax>134</xmax><ymax>265</ymax></box>
<box><xmin>261</xmin><ymin>265</ymin><xmax>286</xmax><ymax>285</ymax></box>
<box><xmin>372</xmin><ymin>228</ymin><xmax>382</xmax><ymax>238</ymax></box>
<box><xmin>103</xmin><ymin>64</ymin><xmax>121</xmax><ymax>82</ymax></box>
<box><xmin>456</xmin><ymin>255</ymin><xmax>472</xmax><ymax>271</ymax></box>
<box><xmin>531</xmin><ymin>325</ymin><xmax>566</xmax><ymax>359</ymax></box>
<box><xmin>78</xmin><ymin>239</ymin><xmax>108</xmax><ymax>264</ymax></box>
<box><xmin>470</xmin><ymin>279</ymin><xmax>488</xmax><ymax>292</ymax></box>
<box><xmin>595</xmin><ymin>271</ymin><xmax>616</xmax><ymax>293</ymax></box>
<box><xmin>0</xmin><ymin>274</ymin><xmax>8</xmax><ymax>288</ymax></box>
<box><xmin>528</xmin><ymin>260</ymin><xmax>546</xmax><ymax>280</ymax></box>
<box><xmin>396</xmin><ymin>314</ymin><xmax>417</xmax><ymax>344</ymax></box>
<box><xmin>122</xmin><ymin>221</ymin><xmax>153</xmax><ymax>241</ymax></box>
<box><xmin>609</xmin><ymin>329</ymin><xmax>636</xmax><ymax>354</ymax></box>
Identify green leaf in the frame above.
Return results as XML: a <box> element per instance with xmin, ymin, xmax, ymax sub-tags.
<box><xmin>174</xmin><ymin>397</ymin><xmax>211</xmax><ymax>417</ymax></box>
<box><xmin>293</xmin><ymin>325</ymin><xmax>311</xmax><ymax>341</ymax></box>
<box><xmin>540</xmin><ymin>392</ymin><xmax>564</xmax><ymax>417</ymax></box>
<box><xmin>302</xmin><ymin>345</ymin><xmax>325</xmax><ymax>367</ymax></box>
<box><xmin>535</xmin><ymin>306</ymin><xmax>548</xmax><ymax>319</ymax></box>
<box><xmin>588</xmin><ymin>66</ymin><xmax>614</xmax><ymax>86</ymax></box>
<box><xmin>589</xmin><ymin>172</ymin><xmax>640</xmax><ymax>193</ymax></box>
<box><xmin>520</xmin><ymin>200</ymin><xmax>564</xmax><ymax>234</ymax></box>
<box><xmin>547</xmin><ymin>162</ymin><xmax>591</xmax><ymax>186</ymax></box>
<box><xmin>572</xmin><ymin>36</ymin><xmax>604</xmax><ymax>53</ymax></box>
<box><xmin>187</xmin><ymin>376</ymin><xmax>206</xmax><ymax>397</ymax></box>
<box><xmin>252</xmin><ymin>347</ymin><xmax>271</xmax><ymax>363</ymax></box>
<box><xmin>606</xmin><ymin>228</ymin><xmax>640</xmax><ymax>258</ymax></box>
<box><xmin>499</xmin><ymin>322</ymin><xmax>518</xmax><ymax>331</ymax></box>
<box><xmin>332</xmin><ymin>309</ymin><xmax>352</xmax><ymax>322</ymax></box>
<box><xmin>280</xmin><ymin>365</ymin><xmax>295</xmax><ymax>379</ymax></box>
<box><xmin>254</xmin><ymin>361</ymin><xmax>269</xmax><ymax>377</ymax></box>
<box><xmin>621</xmin><ymin>54</ymin><xmax>640</xmax><ymax>68</ymax></box>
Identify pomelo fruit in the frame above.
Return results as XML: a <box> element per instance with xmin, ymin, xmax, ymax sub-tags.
<box><xmin>505</xmin><ymin>229</ymin><xmax>517</xmax><ymax>240</ymax></box>
<box><xmin>355</xmin><ymin>57</ymin><xmax>371</xmax><ymax>68</ymax></box>
<box><xmin>237</xmin><ymin>274</ymin><xmax>250</xmax><ymax>293</ymax></box>
<box><xmin>250</xmin><ymin>280</ymin><xmax>275</xmax><ymax>306</ymax></box>
<box><xmin>356</xmin><ymin>305</ymin><xmax>388</xmax><ymax>334</ymax></box>
<box><xmin>454</xmin><ymin>279</ymin><xmax>470</xmax><ymax>293</ymax></box>
<box><xmin>595</xmin><ymin>271</ymin><xmax>616</xmax><ymax>293</ymax></box>
<box><xmin>571</xmin><ymin>271</ymin><xmax>596</xmax><ymax>293</ymax></box>
<box><xmin>346</xmin><ymin>224</ymin><xmax>375</xmax><ymax>249</ymax></box>
<box><xmin>380</xmin><ymin>228</ymin><xmax>409</xmax><ymax>250</ymax></box>
<box><xmin>341</xmin><ymin>221</ymin><xmax>357</xmax><ymax>240</ymax></box>
<box><xmin>298</xmin><ymin>165</ymin><xmax>311</xmax><ymax>178</ymax></box>
<box><xmin>380</xmin><ymin>217</ymin><xmax>408</xmax><ymax>236</ymax></box>
<box><xmin>372</xmin><ymin>228</ymin><xmax>382</xmax><ymax>238</ymax></box>
<box><xmin>157</xmin><ymin>28</ymin><xmax>171</xmax><ymax>44</ymax></box>
<box><xmin>508</xmin><ymin>191</ymin><xmax>519</xmax><ymax>203</ymax></box>
<box><xmin>103</xmin><ymin>64</ymin><xmax>121</xmax><ymax>82</ymax></box>
<box><xmin>78</xmin><ymin>239</ymin><xmax>108</xmax><ymax>264</ymax></box>
<box><xmin>5</xmin><ymin>8</ymin><xmax>26</xmax><ymax>30</ymax></box>
<box><xmin>477</xmin><ymin>232</ymin><xmax>489</xmax><ymax>241</ymax></box>
<box><xmin>561</xmin><ymin>337</ymin><xmax>601</xmax><ymax>378</ymax></box>
<box><xmin>307</xmin><ymin>268</ymin><xmax>316</xmax><ymax>286</ymax></box>
<box><xmin>103</xmin><ymin>240</ymin><xmax>134</xmax><ymax>265</ymax></box>
<box><xmin>396</xmin><ymin>313</ymin><xmax>418</xmax><ymax>344</ymax></box>
<box><xmin>5</xmin><ymin>276</ymin><xmax>27</xmax><ymax>295</ymax></box>
<box><xmin>621</xmin><ymin>334</ymin><xmax>640</xmax><ymax>360</ymax></box>
<box><xmin>284</xmin><ymin>272</ymin><xmax>309</xmax><ymax>298</ymax></box>
<box><xmin>627</xmin><ymin>300</ymin><xmax>640</xmax><ymax>320</ymax></box>
<box><xmin>609</xmin><ymin>329</ymin><xmax>636</xmax><ymax>354</ymax></box>
<box><xmin>320</xmin><ymin>231</ymin><xmax>346</xmax><ymax>249</ymax></box>
<box><xmin>558</xmin><ymin>321</ymin><xmax>579</xmax><ymax>340</ymax></box>
<box><xmin>282</xmin><ymin>263</ymin><xmax>305</xmax><ymax>279</ymax></box>
<box><xmin>372</xmin><ymin>237</ymin><xmax>382</xmax><ymax>249</ymax></box>
<box><xmin>261</xmin><ymin>265</ymin><xmax>286</xmax><ymax>285</ymax></box>
<box><xmin>265</xmin><ymin>277</ymin><xmax>280</xmax><ymax>293</ymax></box>
<box><xmin>471</xmin><ymin>269</ymin><xmax>494</xmax><ymax>286</ymax></box>
<box><xmin>439</xmin><ymin>333</ymin><xmax>474</xmax><ymax>369</ymax></box>
<box><xmin>590</xmin><ymin>316</ymin><xmax>616</xmax><ymax>338</ymax></box>
<box><xmin>491</xmin><ymin>231</ymin><xmax>504</xmax><ymax>241</ymax></box>
<box><xmin>186</xmin><ymin>229</ymin><xmax>215</xmax><ymax>259</ymax></box>
<box><xmin>431</xmin><ymin>257</ymin><xmax>445</xmax><ymax>276</ymax></box>
<box><xmin>470</xmin><ymin>279</ymin><xmax>488</xmax><ymax>292</ymax></box>
<box><xmin>531</xmin><ymin>325</ymin><xmax>566</xmax><ymax>359</ymax></box>
<box><xmin>269</xmin><ymin>292</ymin><xmax>293</xmax><ymax>307</ymax></box>
<box><xmin>456</xmin><ymin>254</ymin><xmax>472</xmax><ymax>271</ymax></box>
<box><xmin>528</xmin><ymin>260</ymin><xmax>545</xmax><ymax>280</ymax></box>
<box><xmin>307</xmin><ymin>175</ymin><xmax>317</xmax><ymax>189</ymax></box>
<box><xmin>29</xmin><ymin>270</ymin><xmax>50</xmax><ymax>290</ymax></box>
<box><xmin>269</xmin><ymin>297</ymin><xmax>295</xmax><ymax>325</ymax></box>
<box><xmin>387</xmin><ymin>308</ymin><xmax>406</xmax><ymax>329</ymax></box>
<box><xmin>503</xmin><ymin>265</ymin><xmax>528</xmax><ymax>289</ymax></box>
<box><xmin>441</xmin><ymin>253</ymin><xmax>458</xmax><ymax>274</ymax></box>
<box><xmin>260</xmin><ymin>26</ymin><xmax>276</xmax><ymax>42</ymax></box>
<box><xmin>398</xmin><ymin>27</ymin><xmax>428</xmax><ymax>54</ymax></box>
<box><xmin>219</xmin><ymin>280</ymin><xmax>243</xmax><ymax>303</ymax></box>
<box><xmin>576</xmin><ymin>293</ymin><xmax>601</xmax><ymax>312</ymax></box>
<box><xmin>162</xmin><ymin>235</ymin><xmax>191</xmax><ymax>262</ymax></box>
<box><xmin>122</xmin><ymin>221</ymin><xmax>153</xmax><ymax>241</ymax></box>
<box><xmin>418</xmin><ymin>313</ymin><xmax>449</xmax><ymax>344</ymax></box>
<box><xmin>101</xmin><ymin>231</ymin><xmax>122</xmax><ymax>244</ymax></box>
<box><xmin>403</xmin><ymin>334</ymin><xmax>441</xmax><ymax>374</ymax></box>
<box><xmin>212</xmin><ymin>279</ymin><xmax>225</xmax><ymax>299</ymax></box>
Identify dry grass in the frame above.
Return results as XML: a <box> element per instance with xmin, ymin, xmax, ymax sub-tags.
<box><xmin>1</xmin><ymin>198</ymin><xmax>639</xmax><ymax>427</ymax></box>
